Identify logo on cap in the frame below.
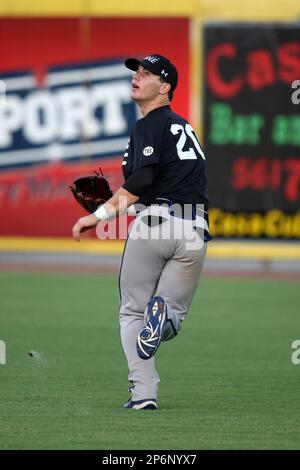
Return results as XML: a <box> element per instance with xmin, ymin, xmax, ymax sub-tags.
<box><xmin>144</xmin><ymin>56</ymin><xmax>160</xmax><ymax>64</ymax></box>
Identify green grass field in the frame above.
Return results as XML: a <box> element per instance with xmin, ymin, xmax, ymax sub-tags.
<box><xmin>0</xmin><ymin>271</ymin><xmax>299</xmax><ymax>450</ymax></box>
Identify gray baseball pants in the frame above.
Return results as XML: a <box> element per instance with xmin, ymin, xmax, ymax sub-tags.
<box><xmin>119</xmin><ymin>206</ymin><xmax>207</xmax><ymax>402</ymax></box>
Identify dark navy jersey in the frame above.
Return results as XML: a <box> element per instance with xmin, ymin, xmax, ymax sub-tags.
<box><xmin>122</xmin><ymin>105</ymin><xmax>209</xmax><ymax>207</ymax></box>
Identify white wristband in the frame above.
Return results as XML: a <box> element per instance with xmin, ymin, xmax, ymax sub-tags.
<box><xmin>94</xmin><ymin>205</ymin><xmax>109</xmax><ymax>221</ymax></box>
<box><xmin>127</xmin><ymin>204</ymin><xmax>136</xmax><ymax>216</ymax></box>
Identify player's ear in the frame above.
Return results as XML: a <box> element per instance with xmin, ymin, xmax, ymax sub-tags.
<box><xmin>160</xmin><ymin>81</ymin><xmax>171</xmax><ymax>96</ymax></box>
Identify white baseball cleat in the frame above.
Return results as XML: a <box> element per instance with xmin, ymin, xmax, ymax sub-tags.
<box><xmin>137</xmin><ymin>296</ymin><xmax>167</xmax><ymax>360</ymax></box>
<box><xmin>123</xmin><ymin>399</ymin><xmax>157</xmax><ymax>410</ymax></box>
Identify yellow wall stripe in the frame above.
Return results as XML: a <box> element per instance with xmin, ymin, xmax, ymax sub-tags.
<box><xmin>207</xmin><ymin>242</ymin><xmax>300</xmax><ymax>261</ymax></box>
<box><xmin>0</xmin><ymin>0</ymin><xmax>196</xmax><ymax>17</ymax></box>
<box><xmin>0</xmin><ymin>237</ymin><xmax>299</xmax><ymax>260</ymax></box>
<box><xmin>0</xmin><ymin>0</ymin><xmax>299</xmax><ymax>19</ymax></box>
<box><xmin>0</xmin><ymin>237</ymin><xmax>125</xmax><ymax>255</ymax></box>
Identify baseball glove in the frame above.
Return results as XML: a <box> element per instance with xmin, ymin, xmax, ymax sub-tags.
<box><xmin>70</xmin><ymin>168</ymin><xmax>113</xmax><ymax>213</ymax></box>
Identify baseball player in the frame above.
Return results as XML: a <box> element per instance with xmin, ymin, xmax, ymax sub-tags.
<box><xmin>72</xmin><ymin>54</ymin><xmax>211</xmax><ymax>410</ymax></box>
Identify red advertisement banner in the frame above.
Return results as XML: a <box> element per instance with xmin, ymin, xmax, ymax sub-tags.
<box><xmin>0</xmin><ymin>17</ymin><xmax>189</xmax><ymax>236</ymax></box>
<box><xmin>0</xmin><ymin>158</ymin><xmax>123</xmax><ymax>236</ymax></box>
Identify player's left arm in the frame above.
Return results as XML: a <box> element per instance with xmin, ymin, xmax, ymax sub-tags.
<box><xmin>72</xmin><ymin>187</ymin><xmax>138</xmax><ymax>242</ymax></box>
<box><xmin>72</xmin><ymin>165</ymin><xmax>156</xmax><ymax>241</ymax></box>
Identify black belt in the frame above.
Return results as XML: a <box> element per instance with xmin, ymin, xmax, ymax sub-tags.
<box><xmin>137</xmin><ymin>198</ymin><xmax>212</xmax><ymax>241</ymax></box>
<box><xmin>145</xmin><ymin>198</ymin><xmax>209</xmax><ymax>223</ymax></box>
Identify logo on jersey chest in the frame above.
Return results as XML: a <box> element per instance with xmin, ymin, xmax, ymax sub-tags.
<box><xmin>143</xmin><ymin>146</ymin><xmax>154</xmax><ymax>156</ymax></box>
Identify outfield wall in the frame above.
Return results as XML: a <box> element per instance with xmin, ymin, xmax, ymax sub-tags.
<box><xmin>0</xmin><ymin>1</ymin><xmax>299</xmax><ymax>243</ymax></box>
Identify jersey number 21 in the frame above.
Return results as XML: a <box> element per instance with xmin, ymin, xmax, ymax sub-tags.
<box><xmin>171</xmin><ymin>124</ymin><xmax>205</xmax><ymax>160</ymax></box>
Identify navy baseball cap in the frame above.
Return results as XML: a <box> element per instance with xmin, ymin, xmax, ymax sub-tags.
<box><xmin>125</xmin><ymin>54</ymin><xmax>178</xmax><ymax>91</ymax></box>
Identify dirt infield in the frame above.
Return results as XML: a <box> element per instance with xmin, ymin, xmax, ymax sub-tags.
<box><xmin>1</xmin><ymin>251</ymin><xmax>300</xmax><ymax>280</ymax></box>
